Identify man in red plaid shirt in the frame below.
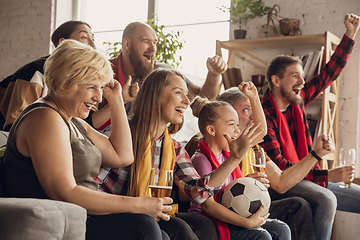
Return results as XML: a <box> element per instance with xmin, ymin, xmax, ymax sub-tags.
<box><xmin>260</xmin><ymin>14</ymin><xmax>360</xmax><ymax>240</ymax></box>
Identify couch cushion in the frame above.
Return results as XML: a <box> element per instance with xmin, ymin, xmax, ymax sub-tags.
<box><xmin>0</xmin><ymin>131</ymin><xmax>8</xmax><ymax>147</ymax></box>
<box><xmin>0</xmin><ymin>146</ymin><xmax>5</xmax><ymax>196</ymax></box>
<box><xmin>0</xmin><ymin>131</ymin><xmax>8</xmax><ymax>196</ymax></box>
<box><xmin>0</xmin><ymin>198</ymin><xmax>87</xmax><ymax>240</ymax></box>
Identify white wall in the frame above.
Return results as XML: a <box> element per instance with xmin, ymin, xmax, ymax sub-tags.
<box><xmin>341</xmin><ymin>40</ymin><xmax>360</xmax><ymax>175</ymax></box>
<box><xmin>0</xmin><ymin>0</ymin><xmax>53</xmax><ymax>79</ymax></box>
<box><xmin>229</xmin><ymin>0</ymin><xmax>360</xmax><ymax>174</ymax></box>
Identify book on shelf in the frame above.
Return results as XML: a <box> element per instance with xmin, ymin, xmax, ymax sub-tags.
<box><xmin>222</xmin><ymin>68</ymin><xmax>243</xmax><ymax>89</ymax></box>
<box><xmin>222</xmin><ymin>69</ymin><xmax>231</xmax><ymax>90</ymax></box>
<box><xmin>317</xmin><ymin>46</ymin><xmax>325</xmax><ymax>75</ymax></box>
<box><xmin>300</xmin><ymin>46</ymin><xmax>325</xmax><ymax>81</ymax></box>
<box><xmin>302</xmin><ymin>51</ymin><xmax>315</xmax><ymax>80</ymax></box>
<box><xmin>306</xmin><ymin>46</ymin><xmax>324</xmax><ymax>81</ymax></box>
<box><xmin>301</xmin><ymin>54</ymin><xmax>310</xmax><ymax>68</ymax></box>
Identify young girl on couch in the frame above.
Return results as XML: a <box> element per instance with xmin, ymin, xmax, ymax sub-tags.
<box><xmin>188</xmin><ymin>95</ymin><xmax>291</xmax><ymax>240</ymax></box>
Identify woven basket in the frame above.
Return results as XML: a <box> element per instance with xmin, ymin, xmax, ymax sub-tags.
<box><xmin>279</xmin><ymin>18</ymin><xmax>301</xmax><ymax>36</ymax></box>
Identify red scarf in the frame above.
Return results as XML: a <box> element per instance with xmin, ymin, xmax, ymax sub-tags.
<box><xmin>267</xmin><ymin>91</ymin><xmax>324</xmax><ymax>187</ymax></box>
<box><xmin>96</xmin><ymin>53</ymin><xmax>125</xmax><ymax>131</ymax></box>
<box><xmin>96</xmin><ymin>99</ymin><xmax>110</xmax><ymax>131</ymax></box>
<box><xmin>99</xmin><ymin>53</ymin><xmax>147</xmax><ymax>131</ymax></box>
<box><xmin>198</xmin><ymin>138</ymin><xmax>242</xmax><ymax>240</ymax></box>
<box><xmin>111</xmin><ymin>52</ymin><xmax>126</xmax><ymax>87</ymax></box>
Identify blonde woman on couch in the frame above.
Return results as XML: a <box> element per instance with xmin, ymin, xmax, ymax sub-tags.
<box><xmin>3</xmin><ymin>39</ymin><xmax>171</xmax><ymax>240</ymax></box>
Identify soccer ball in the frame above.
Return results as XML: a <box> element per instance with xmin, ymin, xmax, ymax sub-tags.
<box><xmin>221</xmin><ymin>177</ymin><xmax>271</xmax><ymax>218</ymax></box>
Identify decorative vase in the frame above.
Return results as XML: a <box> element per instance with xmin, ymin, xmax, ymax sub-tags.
<box><xmin>234</xmin><ymin>29</ymin><xmax>247</xmax><ymax>39</ymax></box>
<box><xmin>251</xmin><ymin>75</ymin><xmax>265</xmax><ymax>87</ymax></box>
<box><xmin>279</xmin><ymin>18</ymin><xmax>302</xmax><ymax>36</ymax></box>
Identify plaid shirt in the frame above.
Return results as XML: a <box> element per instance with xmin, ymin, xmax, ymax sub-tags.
<box><xmin>97</xmin><ymin>133</ymin><xmax>220</xmax><ymax>203</ymax></box>
<box><xmin>261</xmin><ymin>34</ymin><xmax>354</xmax><ymax>185</ymax></box>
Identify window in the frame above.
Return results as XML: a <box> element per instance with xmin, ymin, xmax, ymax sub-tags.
<box><xmin>157</xmin><ymin>0</ymin><xmax>229</xmax><ymax>84</ymax></box>
<box><xmin>157</xmin><ymin>0</ymin><xmax>230</xmax><ymax>142</ymax></box>
<box><xmin>81</xmin><ymin>0</ymin><xmax>148</xmax><ymax>55</ymax></box>
<box><xmin>80</xmin><ymin>0</ymin><xmax>230</xmax><ymax>142</ymax></box>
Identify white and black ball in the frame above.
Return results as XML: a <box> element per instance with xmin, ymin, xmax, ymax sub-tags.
<box><xmin>221</xmin><ymin>177</ymin><xmax>271</xmax><ymax>218</ymax></box>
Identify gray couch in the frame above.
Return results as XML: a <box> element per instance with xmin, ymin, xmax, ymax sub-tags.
<box><xmin>0</xmin><ymin>131</ymin><xmax>87</xmax><ymax>240</ymax></box>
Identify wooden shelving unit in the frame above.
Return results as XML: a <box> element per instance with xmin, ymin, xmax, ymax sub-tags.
<box><xmin>216</xmin><ymin>31</ymin><xmax>342</xmax><ymax>169</ymax></box>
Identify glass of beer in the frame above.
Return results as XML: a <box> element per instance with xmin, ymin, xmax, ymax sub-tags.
<box><xmin>338</xmin><ymin>148</ymin><xmax>356</xmax><ymax>188</ymax></box>
<box><xmin>149</xmin><ymin>168</ymin><xmax>173</xmax><ymax>198</ymax></box>
<box><xmin>250</xmin><ymin>147</ymin><xmax>266</xmax><ymax>173</ymax></box>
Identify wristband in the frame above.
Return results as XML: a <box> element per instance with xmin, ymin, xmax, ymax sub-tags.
<box><xmin>310</xmin><ymin>150</ymin><xmax>322</xmax><ymax>161</ymax></box>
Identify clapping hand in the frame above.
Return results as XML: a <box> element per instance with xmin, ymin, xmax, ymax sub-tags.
<box><xmin>224</xmin><ymin>123</ymin><xmax>264</xmax><ymax>161</ymax></box>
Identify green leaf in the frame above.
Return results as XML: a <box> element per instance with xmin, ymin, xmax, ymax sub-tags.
<box><xmin>224</xmin><ymin>0</ymin><xmax>270</xmax><ymax>28</ymax></box>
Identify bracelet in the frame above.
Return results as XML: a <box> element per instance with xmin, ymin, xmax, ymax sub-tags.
<box><xmin>310</xmin><ymin>150</ymin><xmax>322</xmax><ymax>161</ymax></box>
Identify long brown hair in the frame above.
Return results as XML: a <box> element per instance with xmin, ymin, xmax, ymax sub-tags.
<box><xmin>128</xmin><ymin>68</ymin><xmax>186</xmax><ymax>197</ymax></box>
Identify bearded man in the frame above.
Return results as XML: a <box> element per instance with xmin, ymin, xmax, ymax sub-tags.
<box><xmin>114</xmin><ymin>22</ymin><xmax>226</xmax><ymax>98</ymax></box>
<box><xmin>87</xmin><ymin>22</ymin><xmax>227</xmax><ymax>130</ymax></box>
<box><xmin>260</xmin><ymin>13</ymin><xmax>360</xmax><ymax>240</ymax></box>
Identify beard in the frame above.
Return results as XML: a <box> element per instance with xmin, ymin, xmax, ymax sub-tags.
<box><xmin>280</xmin><ymin>85</ymin><xmax>303</xmax><ymax>105</ymax></box>
<box><xmin>128</xmin><ymin>46</ymin><xmax>154</xmax><ymax>79</ymax></box>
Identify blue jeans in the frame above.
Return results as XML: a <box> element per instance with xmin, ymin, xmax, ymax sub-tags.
<box><xmin>268</xmin><ymin>180</ymin><xmax>337</xmax><ymax>240</ymax></box>
<box><xmin>327</xmin><ymin>181</ymin><xmax>360</xmax><ymax>213</ymax></box>
<box><xmin>176</xmin><ymin>212</ymin><xmax>218</xmax><ymax>240</ymax></box>
<box><xmin>228</xmin><ymin>219</ymin><xmax>291</xmax><ymax>240</ymax></box>
<box><xmin>269</xmin><ymin>197</ymin><xmax>315</xmax><ymax>240</ymax></box>
<box><xmin>158</xmin><ymin>215</ymin><xmax>199</xmax><ymax>240</ymax></box>
<box><xmin>159</xmin><ymin>213</ymin><xmax>218</xmax><ymax>240</ymax></box>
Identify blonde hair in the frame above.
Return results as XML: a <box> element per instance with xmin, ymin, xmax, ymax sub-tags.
<box><xmin>190</xmin><ymin>96</ymin><xmax>230</xmax><ymax>136</ymax></box>
<box><xmin>44</xmin><ymin>39</ymin><xmax>113</xmax><ymax>94</ymax></box>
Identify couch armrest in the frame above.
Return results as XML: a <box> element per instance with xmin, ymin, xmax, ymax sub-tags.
<box><xmin>0</xmin><ymin>131</ymin><xmax>8</xmax><ymax>147</ymax></box>
<box><xmin>0</xmin><ymin>198</ymin><xmax>87</xmax><ymax>240</ymax></box>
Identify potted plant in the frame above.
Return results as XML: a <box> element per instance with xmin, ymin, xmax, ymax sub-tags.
<box><xmin>220</xmin><ymin>0</ymin><xmax>271</xmax><ymax>39</ymax></box>
<box><xmin>146</xmin><ymin>17</ymin><xmax>185</xmax><ymax>67</ymax></box>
